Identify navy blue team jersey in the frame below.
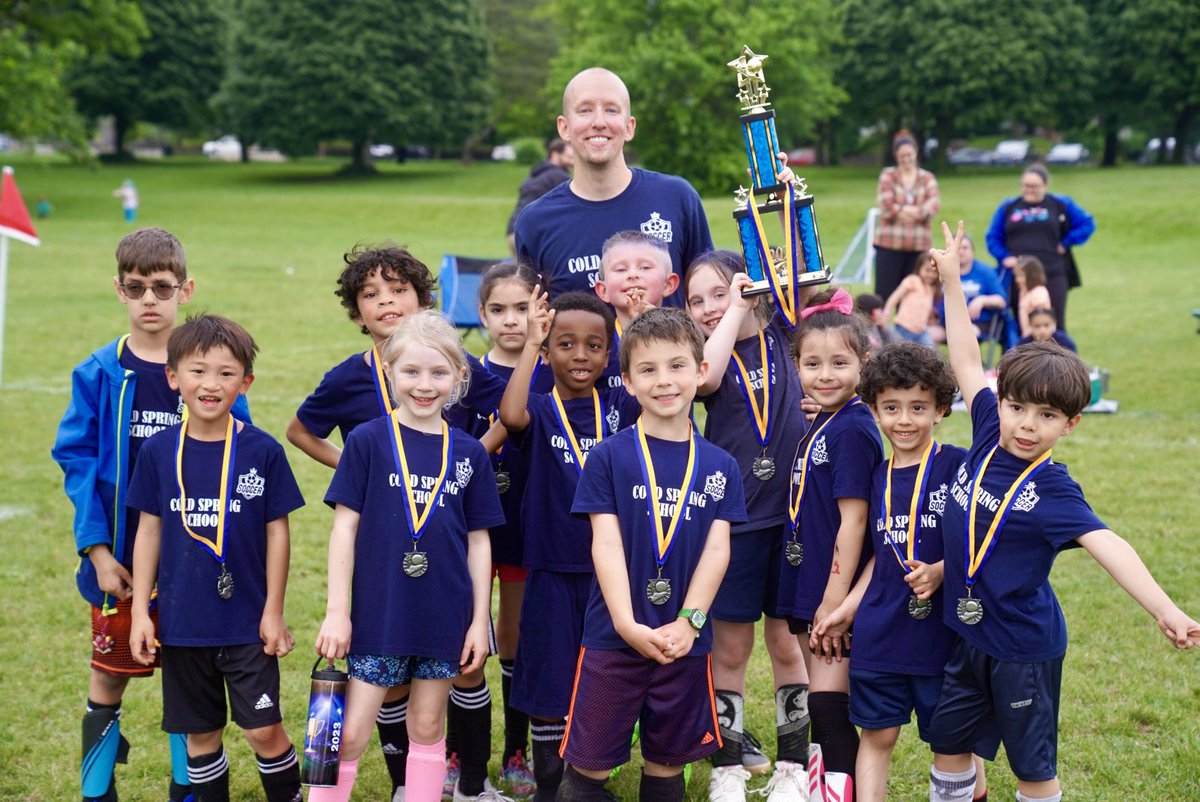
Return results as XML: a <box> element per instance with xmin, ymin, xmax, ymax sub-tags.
<box><xmin>853</xmin><ymin>444</ymin><xmax>966</xmax><ymax>675</ymax></box>
<box><xmin>127</xmin><ymin>423</ymin><xmax>305</xmax><ymax>647</ymax></box>
<box><xmin>572</xmin><ymin>427</ymin><xmax>746</xmax><ymax>654</ymax></box>
<box><xmin>941</xmin><ymin>389</ymin><xmax>1104</xmax><ymax>662</ymax></box>
<box><xmin>788</xmin><ymin>402</ymin><xmax>884</xmax><ymax>621</ymax></box>
<box><xmin>325</xmin><ymin>417</ymin><xmax>505</xmax><ymax>661</ymax></box>
<box><xmin>513</xmin><ymin>168</ymin><xmax>713</xmax><ymax>308</ymax></box>
<box><xmin>511</xmin><ymin>387</ymin><xmax>640</xmax><ymax>571</ymax></box>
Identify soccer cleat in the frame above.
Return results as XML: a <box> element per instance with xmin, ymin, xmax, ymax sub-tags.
<box><xmin>757</xmin><ymin>760</ymin><xmax>806</xmax><ymax>802</ymax></box>
<box><xmin>709</xmin><ymin>765</ymin><xmax>752</xmax><ymax>802</ymax></box>
<box><xmin>501</xmin><ymin>751</ymin><xmax>536</xmax><ymax>798</ymax></box>
<box><xmin>453</xmin><ymin>779</ymin><xmax>516</xmax><ymax>802</ymax></box>
<box><xmin>443</xmin><ymin>753</ymin><xmax>461</xmax><ymax>801</ymax></box>
<box><xmin>741</xmin><ymin>730</ymin><xmax>772</xmax><ymax>776</ymax></box>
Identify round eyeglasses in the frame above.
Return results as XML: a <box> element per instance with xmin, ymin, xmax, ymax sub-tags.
<box><xmin>120</xmin><ymin>281</ymin><xmax>184</xmax><ymax>300</ymax></box>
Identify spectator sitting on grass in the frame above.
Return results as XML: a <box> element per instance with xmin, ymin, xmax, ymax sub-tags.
<box><xmin>1019</xmin><ymin>307</ymin><xmax>1077</xmax><ymax>352</ymax></box>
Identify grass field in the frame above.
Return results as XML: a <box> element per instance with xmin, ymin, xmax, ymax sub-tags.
<box><xmin>0</xmin><ymin>155</ymin><xmax>1197</xmax><ymax>801</ymax></box>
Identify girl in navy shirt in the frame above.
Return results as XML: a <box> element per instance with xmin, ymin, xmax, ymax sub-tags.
<box><xmin>684</xmin><ymin>250</ymin><xmax>814</xmax><ymax>797</ymax></box>
<box><xmin>313</xmin><ymin>312</ymin><xmax>505</xmax><ymax>802</ymax></box>
<box><xmin>787</xmin><ymin>289</ymin><xmax>884</xmax><ymax>788</ymax></box>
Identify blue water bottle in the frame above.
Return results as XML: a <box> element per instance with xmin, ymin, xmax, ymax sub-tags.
<box><xmin>301</xmin><ymin>658</ymin><xmax>348</xmax><ymax>787</ymax></box>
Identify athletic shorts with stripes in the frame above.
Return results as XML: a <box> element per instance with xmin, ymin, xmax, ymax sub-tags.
<box><xmin>560</xmin><ymin>647</ymin><xmax>721</xmax><ymax>771</ymax></box>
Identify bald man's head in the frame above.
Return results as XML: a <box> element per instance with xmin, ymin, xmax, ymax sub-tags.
<box><xmin>562</xmin><ymin>68</ymin><xmax>631</xmax><ymax>116</ymax></box>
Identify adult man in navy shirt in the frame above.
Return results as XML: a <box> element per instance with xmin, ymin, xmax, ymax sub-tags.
<box><xmin>513</xmin><ymin>68</ymin><xmax>714</xmax><ymax>308</ymax></box>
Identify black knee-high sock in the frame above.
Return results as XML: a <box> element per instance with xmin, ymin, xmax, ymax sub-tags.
<box><xmin>451</xmin><ymin>680</ymin><xmax>493</xmax><ymax>795</ymax></box>
<box><xmin>638</xmin><ymin>771</ymin><xmax>685</xmax><ymax>802</ymax></box>
<box><xmin>531</xmin><ymin>719</ymin><xmax>566</xmax><ymax>802</ymax></box>
<box><xmin>711</xmin><ymin>689</ymin><xmax>744</xmax><ymax>768</ymax></box>
<box><xmin>187</xmin><ymin>747</ymin><xmax>230</xmax><ymax>802</ymax></box>
<box><xmin>775</xmin><ymin>684</ymin><xmax>810</xmax><ymax>764</ymax></box>
<box><xmin>500</xmin><ymin>659</ymin><xmax>529</xmax><ymax>764</ymax></box>
<box><xmin>556</xmin><ymin>765</ymin><xmax>607</xmax><ymax>802</ymax></box>
<box><xmin>377</xmin><ymin>697</ymin><xmax>409</xmax><ymax>791</ymax></box>
<box><xmin>256</xmin><ymin>745</ymin><xmax>302</xmax><ymax>802</ymax></box>
<box><xmin>808</xmin><ymin>692</ymin><xmax>857</xmax><ymax>778</ymax></box>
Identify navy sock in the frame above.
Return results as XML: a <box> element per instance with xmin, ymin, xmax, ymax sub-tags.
<box><xmin>808</xmin><ymin>691</ymin><xmax>857</xmax><ymax>778</ymax></box>
<box><xmin>638</xmin><ymin>771</ymin><xmax>684</xmax><ymax>802</ymax></box>
<box><xmin>451</xmin><ymin>680</ymin><xmax>493</xmax><ymax>795</ymax></box>
<box><xmin>500</xmin><ymin>659</ymin><xmax>529</xmax><ymax>764</ymax></box>
<box><xmin>531</xmin><ymin>720</ymin><xmax>566</xmax><ymax>802</ymax></box>
<box><xmin>377</xmin><ymin>697</ymin><xmax>409</xmax><ymax>791</ymax></box>
<box><xmin>556</xmin><ymin>765</ymin><xmax>607</xmax><ymax>802</ymax></box>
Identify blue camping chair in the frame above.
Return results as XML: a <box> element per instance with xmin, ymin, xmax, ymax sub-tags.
<box><xmin>438</xmin><ymin>254</ymin><xmax>499</xmax><ymax>348</ymax></box>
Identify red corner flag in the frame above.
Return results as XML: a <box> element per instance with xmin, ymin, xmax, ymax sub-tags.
<box><xmin>0</xmin><ymin>166</ymin><xmax>40</xmax><ymax>247</ymax></box>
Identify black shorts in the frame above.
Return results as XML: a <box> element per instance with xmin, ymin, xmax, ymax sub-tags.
<box><xmin>787</xmin><ymin>617</ymin><xmax>852</xmax><ymax>656</ymax></box>
<box><xmin>161</xmin><ymin>644</ymin><xmax>282</xmax><ymax>733</ymax></box>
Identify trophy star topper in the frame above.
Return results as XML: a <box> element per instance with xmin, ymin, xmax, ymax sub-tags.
<box><xmin>728</xmin><ymin>45</ymin><xmax>771</xmax><ymax>111</ymax></box>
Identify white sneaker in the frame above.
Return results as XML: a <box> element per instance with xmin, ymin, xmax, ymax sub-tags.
<box><xmin>709</xmin><ymin>765</ymin><xmax>752</xmax><ymax>802</ymax></box>
<box><xmin>453</xmin><ymin>779</ymin><xmax>516</xmax><ymax>802</ymax></box>
<box><xmin>758</xmin><ymin>760</ymin><xmax>806</xmax><ymax>802</ymax></box>
<box><xmin>393</xmin><ymin>787</ymin><xmax>406</xmax><ymax>802</ymax></box>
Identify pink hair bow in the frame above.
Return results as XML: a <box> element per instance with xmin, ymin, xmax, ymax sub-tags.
<box><xmin>800</xmin><ymin>288</ymin><xmax>853</xmax><ymax>320</ymax></box>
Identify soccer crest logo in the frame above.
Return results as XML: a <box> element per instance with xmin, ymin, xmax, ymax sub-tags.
<box><xmin>606</xmin><ymin>406</ymin><xmax>621</xmax><ymax>434</ymax></box>
<box><xmin>639</xmin><ymin>212</ymin><xmax>673</xmax><ymax>243</ymax></box>
<box><xmin>1012</xmin><ymin>482</ymin><xmax>1040</xmax><ymax>512</ymax></box>
<box><xmin>704</xmin><ymin>471</ymin><xmax>727</xmax><ymax>502</ymax></box>
<box><xmin>928</xmin><ymin>483</ymin><xmax>948</xmax><ymax>515</ymax></box>
<box><xmin>236</xmin><ymin>468</ymin><xmax>265</xmax><ymax>500</ymax></box>
<box><xmin>456</xmin><ymin>458</ymin><xmax>473</xmax><ymax>487</ymax></box>
<box><xmin>811</xmin><ymin>436</ymin><xmax>829</xmax><ymax>466</ymax></box>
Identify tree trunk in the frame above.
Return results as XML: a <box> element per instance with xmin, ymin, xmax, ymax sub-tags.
<box><xmin>825</xmin><ymin>120</ymin><xmax>840</xmax><ymax>166</ymax></box>
<box><xmin>240</xmin><ymin>136</ymin><xmax>250</xmax><ymax>163</ymax></box>
<box><xmin>353</xmin><ymin>139</ymin><xmax>369</xmax><ymax>170</ymax></box>
<box><xmin>113</xmin><ymin>113</ymin><xmax>130</xmax><ymax>157</ymax></box>
<box><xmin>1156</xmin><ymin>129</ymin><xmax>1170</xmax><ymax>164</ymax></box>
<box><xmin>1100</xmin><ymin>125</ymin><xmax>1118</xmax><ymax>167</ymax></box>
<box><xmin>929</xmin><ymin>117</ymin><xmax>954</xmax><ymax>171</ymax></box>
<box><xmin>1171</xmin><ymin>108</ymin><xmax>1193</xmax><ymax>165</ymax></box>
<box><xmin>461</xmin><ymin>106</ymin><xmax>506</xmax><ymax>166</ymax></box>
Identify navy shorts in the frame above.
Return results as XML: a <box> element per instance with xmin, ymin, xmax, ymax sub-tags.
<box><xmin>511</xmin><ymin>569</ymin><xmax>590</xmax><ymax>719</ymax></box>
<box><xmin>561</xmin><ymin>647</ymin><xmax>721</xmax><ymax>771</ymax></box>
<box><xmin>161</xmin><ymin>644</ymin><xmax>282</xmax><ymax>733</ymax></box>
<box><xmin>927</xmin><ymin>638</ymin><xmax>1060</xmax><ymax>781</ymax></box>
<box><xmin>849</xmin><ymin>668</ymin><xmax>944</xmax><ymax>741</ymax></box>
<box><xmin>711</xmin><ymin>525</ymin><xmax>787</xmax><ymax>622</ymax></box>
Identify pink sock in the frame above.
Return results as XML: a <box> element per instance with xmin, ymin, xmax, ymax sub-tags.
<box><xmin>406</xmin><ymin>738</ymin><xmax>448</xmax><ymax>802</ymax></box>
<box><xmin>306</xmin><ymin>758</ymin><xmax>358</xmax><ymax>802</ymax></box>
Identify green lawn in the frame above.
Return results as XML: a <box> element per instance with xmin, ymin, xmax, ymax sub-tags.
<box><xmin>1</xmin><ymin>156</ymin><xmax>1196</xmax><ymax>800</ymax></box>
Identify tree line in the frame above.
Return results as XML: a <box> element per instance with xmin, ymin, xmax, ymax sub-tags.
<box><xmin>1</xmin><ymin>0</ymin><xmax>1195</xmax><ymax>185</ymax></box>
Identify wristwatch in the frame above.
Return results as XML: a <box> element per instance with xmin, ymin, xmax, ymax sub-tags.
<box><xmin>678</xmin><ymin>608</ymin><xmax>707</xmax><ymax>635</ymax></box>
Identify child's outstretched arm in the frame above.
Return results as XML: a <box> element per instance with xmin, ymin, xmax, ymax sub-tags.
<box><xmin>286</xmin><ymin>416</ymin><xmax>342</xmax><ymax>469</ymax></box>
<box><xmin>590</xmin><ymin>513</ymin><xmax>671</xmax><ymax>664</ymax></box>
<box><xmin>315</xmin><ymin>504</ymin><xmax>359</xmax><ymax>660</ymax></box>
<box><xmin>699</xmin><ymin>272</ymin><xmax>756</xmax><ymax>395</ymax></box>
<box><xmin>499</xmin><ymin>285</ymin><xmax>552</xmax><ymax>434</ymax></box>
<box><xmin>129</xmin><ymin>513</ymin><xmax>162</xmax><ymax>665</ymax></box>
<box><xmin>931</xmin><ymin>221</ymin><xmax>987</xmax><ymax>409</ymax></box>
<box><xmin>261</xmin><ymin>515</ymin><xmax>295</xmax><ymax>658</ymax></box>
<box><xmin>1077</xmin><ymin>529</ymin><xmax>1200</xmax><ymax>649</ymax></box>
<box><xmin>461</xmin><ymin>529</ymin><xmax>493</xmax><ymax>673</ymax></box>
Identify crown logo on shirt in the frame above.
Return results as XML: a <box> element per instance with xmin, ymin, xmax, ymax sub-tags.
<box><xmin>704</xmin><ymin>471</ymin><xmax>727</xmax><ymax>502</ymax></box>
<box><xmin>811</xmin><ymin>436</ymin><xmax>828</xmax><ymax>466</ymax></box>
<box><xmin>928</xmin><ymin>483</ymin><xmax>948</xmax><ymax>515</ymax></box>
<box><xmin>1012</xmin><ymin>481</ymin><xmax>1040</xmax><ymax>513</ymax></box>
<box><xmin>236</xmin><ymin>468</ymin><xmax>265</xmax><ymax>500</ymax></box>
<box><xmin>456</xmin><ymin>458</ymin><xmax>473</xmax><ymax>487</ymax></box>
<box><xmin>639</xmin><ymin>212</ymin><xmax>674</xmax><ymax>243</ymax></box>
<box><xmin>606</xmin><ymin>406</ymin><xmax>621</xmax><ymax>435</ymax></box>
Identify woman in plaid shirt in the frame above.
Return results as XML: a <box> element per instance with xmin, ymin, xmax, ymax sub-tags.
<box><xmin>872</xmin><ymin>131</ymin><xmax>941</xmax><ymax>301</ymax></box>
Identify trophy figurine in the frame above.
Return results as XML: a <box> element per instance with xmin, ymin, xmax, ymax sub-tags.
<box><xmin>727</xmin><ymin>45</ymin><xmax>831</xmax><ymax>312</ymax></box>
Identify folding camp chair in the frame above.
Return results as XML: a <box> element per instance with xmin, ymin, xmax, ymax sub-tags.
<box><xmin>980</xmin><ymin>312</ymin><xmax>1010</xmax><ymax>370</ymax></box>
<box><xmin>438</xmin><ymin>254</ymin><xmax>500</xmax><ymax>349</ymax></box>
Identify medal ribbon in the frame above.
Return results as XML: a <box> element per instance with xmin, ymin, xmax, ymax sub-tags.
<box><xmin>387</xmin><ymin>414</ymin><xmax>452</xmax><ymax>542</ymax></box>
<box><xmin>881</xmin><ymin>441</ymin><xmax>937</xmax><ymax>573</ymax></box>
<box><xmin>963</xmin><ymin>446</ymin><xmax>1053</xmax><ymax>589</ymax></box>
<box><xmin>550</xmin><ymin>386</ymin><xmax>603</xmax><ymax>475</ymax></box>
<box><xmin>747</xmin><ymin>181</ymin><xmax>801</xmax><ymax>328</ymax></box>
<box><xmin>730</xmin><ymin>330</ymin><xmax>774</xmax><ymax>447</ymax></box>
<box><xmin>788</xmin><ymin>396</ymin><xmax>860</xmax><ymax>529</ymax></box>
<box><xmin>369</xmin><ymin>347</ymin><xmax>394</xmax><ymax>416</ymax></box>
<box><xmin>634</xmin><ymin>423</ymin><xmax>699</xmax><ymax>568</ymax></box>
<box><xmin>175</xmin><ymin>415</ymin><xmax>238</xmax><ymax>564</ymax></box>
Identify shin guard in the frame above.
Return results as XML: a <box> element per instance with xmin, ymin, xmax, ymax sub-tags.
<box><xmin>82</xmin><ymin>706</ymin><xmax>128</xmax><ymax>800</ymax></box>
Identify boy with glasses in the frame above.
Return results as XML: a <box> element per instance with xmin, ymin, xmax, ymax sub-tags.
<box><xmin>53</xmin><ymin>227</ymin><xmax>250</xmax><ymax>802</ymax></box>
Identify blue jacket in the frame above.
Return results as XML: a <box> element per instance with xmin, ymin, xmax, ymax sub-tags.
<box><xmin>51</xmin><ymin>336</ymin><xmax>251</xmax><ymax>609</ymax></box>
<box><xmin>985</xmin><ymin>192</ymin><xmax>1095</xmax><ymax>264</ymax></box>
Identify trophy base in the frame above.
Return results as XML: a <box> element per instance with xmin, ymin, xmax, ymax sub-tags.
<box><xmin>742</xmin><ymin>268</ymin><xmax>832</xmax><ymax>298</ymax></box>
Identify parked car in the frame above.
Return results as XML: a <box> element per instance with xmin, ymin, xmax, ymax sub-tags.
<box><xmin>1045</xmin><ymin>143</ymin><xmax>1089</xmax><ymax>165</ymax></box>
<box><xmin>491</xmin><ymin>144</ymin><xmax>517</xmax><ymax>161</ymax></box>
<box><xmin>202</xmin><ymin>135</ymin><xmax>242</xmax><ymax>161</ymax></box>
<box><xmin>948</xmin><ymin>147</ymin><xmax>994</xmax><ymax>166</ymax></box>
<box><xmin>369</xmin><ymin>143</ymin><xmax>396</xmax><ymax>159</ymax></box>
<box><xmin>991</xmin><ymin>140</ymin><xmax>1033</xmax><ymax>166</ymax></box>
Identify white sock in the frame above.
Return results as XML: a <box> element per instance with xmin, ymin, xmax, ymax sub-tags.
<box><xmin>1015</xmin><ymin>792</ymin><xmax>1061</xmax><ymax>802</ymax></box>
<box><xmin>929</xmin><ymin>765</ymin><xmax>976</xmax><ymax>802</ymax></box>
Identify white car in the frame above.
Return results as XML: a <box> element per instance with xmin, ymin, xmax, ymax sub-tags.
<box><xmin>1045</xmin><ymin>143</ymin><xmax>1089</xmax><ymax>165</ymax></box>
<box><xmin>202</xmin><ymin>135</ymin><xmax>242</xmax><ymax>161</ymax></box>
<box><xmin>992</xmin><ymin>140</ymin><xmax>1032</xmax><ymax>165</ymax></box>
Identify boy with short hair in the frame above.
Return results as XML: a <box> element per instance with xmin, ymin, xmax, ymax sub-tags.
<box><xmin>559</xmin><ymin>307</ymin><xmax>745</xmax><ymax>802</ymax></box>
<box><xmin>128</xmin><ymin>314</ymin><xmax>305</xmax><ymax>802</ymax></box>
<box><xmin>926</xmin><ymin>222</ymin><xmax>1199</xmax><ymax>802</ymax></box>
<box><xmin>53</xmin><ymin>227</ymin><xmax>248</xmax><ymax>802</ymax></box>
<box><xmin>593</xmin><ymin>230</ymin><xmax>679</xmax><ymax>390</ymax></box>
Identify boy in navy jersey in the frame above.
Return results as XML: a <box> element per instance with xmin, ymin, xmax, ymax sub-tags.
<box><xmin>128</xmin><ymin>315</ymin><xmax>305</xmax><ymax>802</ymax></box>
<box><xmin>286</xmin><ymin>244</ymin><xmax>505</xmax><ymax>799</ymax></box>
<box><xmin>52</xmin><ymin>228</ymin><xmax>248</xmax><ymax>802</ymax></box>
<box><xmin>925</xmin><ymin>222</ymin><xmax>1198</xmax><ymax>802</ymax></box>
<box><xmin>560</xmin><ymin>307</ymin><xmax>744</xmax><ymax>802</ymax></box>
<box><xmin>499</xmin><ymin>289</ymin><xmax>641</xmax><ymax>802</ymax></box>
<box><xmin>813</xmin><ymin>343</ymin><xmax>988</xmax><ymax>802</ymax></box>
